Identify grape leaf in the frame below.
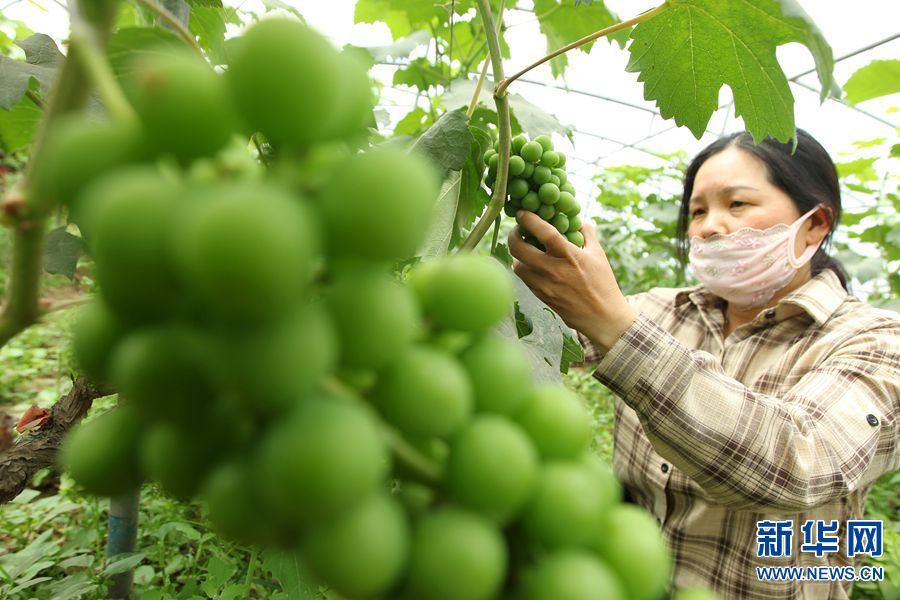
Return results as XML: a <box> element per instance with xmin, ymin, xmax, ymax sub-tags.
<box><xmin>393</xmin><ymin>57</ymin><xmax>451</xmax><ymax>92</ymax></box>
<box><xmin>261</xmin><ymin>551</ymin><xmax>321</xmax><ymax>600</ymax></box>
<box><xmin>43</xmin><ymin>228</ymin><xmax>84</xmax><ymax>280</ymax></box>
<box><xmin>0</xmin><ymin>87</ymin><xmax>41</xmax><ymax>153</ymax></box>
<box><xmin>419</xmin><ymin>170</ymin><xmax>462</xmax><ymax>258</ymax></box>
<box><xmin>366</xmin><ymin>30</ymin><xmax>431</xmax><ymax>62</ymax></box>
<box><xmin>626</xmin><ymin>0</ymin><xmax>836</xmax><ymax>143</ymax></box>
<box><xmin>533</xmin><ymin>0</ymin><xmax>628</xmax><ymax>78</ymax></box>
<box><xmin>189</xmin><ymin>5</ymin><xmax>239</xmax><ymax>65</ymax></box>
<box><xmin>0</xmin><ymin>34</ymin><xmax>63</xmax><ymax>110</ymax></box>
<box><xmin>843</xmin><ymin>59</ymin><xmax>900</xmax><ymax>106</ymax></box>
<box><xmin>411</xmin><ymin>108</ymin><xmax>471</xmax><ymax>175</ymax></box>
<box><xmin>451</xmin><ymin>124</ymin><xmax>493</xmax><ymax>248</ymax></box>
<box><xmin>394</xmin><ymin>106</ymin><xmax>433</xmax><ymax>137</ymax></box>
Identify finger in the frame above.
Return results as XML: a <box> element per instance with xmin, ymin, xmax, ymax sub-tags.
<box><xmin>581</xmin><ymin>221</ymin><xmax>600</xmax><ymax>250</ymax></box>
<box><xmin>508</xmin><ymin>225</ymin><xmax>549</xmax><ymax>265</ymax></box>
<box><xmin>517</xmin><ymin>211</ymin><xmax>570</xmax><ymax>257</ymax></box>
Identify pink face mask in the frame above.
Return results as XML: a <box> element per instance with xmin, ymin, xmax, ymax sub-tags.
<box><xmin>688</xmin><ymin>206</ymin><xmax>823</xmax><ymax>309</ymax></box>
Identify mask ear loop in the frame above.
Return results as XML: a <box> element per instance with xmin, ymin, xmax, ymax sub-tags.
<box><xmin>786</xmin><ymin>205</ymin><xmax>826</xmax><ymax>269</ymax></box>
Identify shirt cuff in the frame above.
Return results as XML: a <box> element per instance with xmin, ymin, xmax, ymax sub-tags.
<box><xmin>591</xmin><ymin>313</ymin><xmax>695</xmax><ymax>415</ymax></box>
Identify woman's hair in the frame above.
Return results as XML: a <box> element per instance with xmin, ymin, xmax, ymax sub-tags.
<box><xmin>675</xmin><ymin>129</ymin><xmax>850</xmax><ymax>291</ymax></box>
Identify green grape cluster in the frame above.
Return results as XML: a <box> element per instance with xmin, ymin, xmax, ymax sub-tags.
<box><xmin>51</xmin><ymin>17</ymin><xmax>671</xmax><ymax>600</ymax></box>
<box><xmin>484</xmin><ymin>133</ymin><xmax>585</xmax><ymax>249</ymax></box>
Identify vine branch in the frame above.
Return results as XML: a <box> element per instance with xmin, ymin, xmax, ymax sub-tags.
<box><xmin>460</xmin><ymin>0</ymin><xmax>510</xmax><ymax>251</ymax></box>
<box><xmin>497</xmin><ymin>3</ymin><xmax>667</xmax><ymax>96</ymax></box>
<box><xmin>0</xmin><ymin>378</ymin><xmax>108</xmax><ymax>504</ymax></box>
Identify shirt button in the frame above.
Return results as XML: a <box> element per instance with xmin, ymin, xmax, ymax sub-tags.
<box><xmin>867</xmin><ymin>414</ymin><xmax>879</xmax><ymax>427</ymax></box>
<box><xmin>764</xmin><ymin>309</ymin><xmax>777</xmax><ymax>319</ymax></box>
<box><xmin>661</xmin><ymin>463</ymin><xmax>669</xmax><ymax>474</ymax></box>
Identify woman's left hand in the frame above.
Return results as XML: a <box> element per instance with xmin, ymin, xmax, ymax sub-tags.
<box><xmin>508</xmin><ymin>210</ymin><xmax>639</xmax><ymax>354</ymax></box>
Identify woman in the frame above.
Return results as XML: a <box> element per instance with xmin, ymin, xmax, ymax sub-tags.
<box><xmin>509</xmin><ymin>130</ymin><xmax>899</xmax><ymax>600</ymax></box>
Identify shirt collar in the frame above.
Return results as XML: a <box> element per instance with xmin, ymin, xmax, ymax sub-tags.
<box><xmin>675</xmin><ymin>269</ymin><xmax>847</xmax><ymax>325</ymax></box>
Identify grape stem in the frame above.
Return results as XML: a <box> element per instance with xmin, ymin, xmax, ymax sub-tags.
<box><xmin>459</xmin><ymin>0</ymin><xmax>510</xmax><ymax>252</ymax></box>
<box><xmin>466</xmin><ymin>0</ymin><xmax>505</xmax><ymax>119</ymax></box>
<box><xmin>134</xmin><ymin>0</ymin><xmax>205</xmax><ymax>59</ymax></box>
<box><xmin>69</xmin><ymin>25</ymin><xmax>137</xmax><ymax>124</ymax></box>
<box><xmin>0</xmin><ymin>0</ymin><xmax>111</xmax><ymax>349</ymax></box>
<box><xmin>496</xmin><ymin>4</ymin><xmax>668</xmax><ymax>96</ymax></box>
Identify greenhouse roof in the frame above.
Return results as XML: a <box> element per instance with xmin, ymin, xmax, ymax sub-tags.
<box><xmin>7</xmin><ymin>0</ymin><xmax>899</xmax><ymax>204</ymax></box>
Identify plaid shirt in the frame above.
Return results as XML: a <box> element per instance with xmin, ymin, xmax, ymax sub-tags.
<box><xmin>580</xmin><ymin>269</ymin><xmax>900</xmax><ymax>600</ymax></box>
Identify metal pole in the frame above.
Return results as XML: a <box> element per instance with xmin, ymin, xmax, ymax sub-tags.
<box><xmin>107</xmin><ymin>488</ymin><xmax>140</xmax><ymax>599</ymax></box>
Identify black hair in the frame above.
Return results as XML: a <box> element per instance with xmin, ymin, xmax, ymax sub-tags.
<box><xmin>675</xmin><ymin>129</ymin><xmax>850</xmax><ymax>291</ymax></box>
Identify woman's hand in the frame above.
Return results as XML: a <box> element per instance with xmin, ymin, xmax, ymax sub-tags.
<box><xmin>508</xmin><ymin>211</ymin><xmax>638</xmax><ymax>354</ymax></box>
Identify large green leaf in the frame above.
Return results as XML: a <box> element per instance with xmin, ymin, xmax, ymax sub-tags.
<box><xmin>0</xmin><ymin>34</ymin><xmax>63</xmax><ymax>110</ymax></box>
<box><xmin>626</xmin><ymin>0</ymin><xmax>836</xmax><ymax>143</ymax></box>
<box><xmin>419</xmin><ymin>170</ymin><xmax>462</xmax><ymax>257</ymax></box>
<box><xmin>366</xmin><ymin>30</ymin><xmax>431</xmax><ymax>61</ymax></box>
<box><xmin>533</xmin><ymin>0</ymin><xmax>627</xmax><ymax>78</ymax></box>
<box><xmin>0</xmin><ymin>86</ymin><xmax>41</xmax><ymax>153</ymax></box>
<box><xmin>452</xmin><ymin>124</ymin><xmax>493</xmax><ymax>248</ymax></box>
<box><xmin>411</xmin><ymin>108</ymin><xmax>472</xmax><ymax>175</ymax></box>
<box><xmin>261</xmin><ymin>551</ymin><xmax>321</xmax><ymax>600</ymax></box>
<box><xmin>843</xmin><ymin>59</ymin><xmax>900</xmax><ymax>106</ymax></box>
<box><xmin>393</xmin><ymin>57</ymin><xmax>451</xmax><ymax>92</ymax></box>
<box><xmin>189</xmin><ymin>5</ymin><xmax>240</xmax><ymax>65</ymax></box>
<box><xmin>43</xmin><ymin>227</ymin><xmax>84</xmax><ymax>279</ymax></box>
<box><xmin>355</xmin><ymin>0</ymin><xmax>447</xmax><ymax>39</ymax></box>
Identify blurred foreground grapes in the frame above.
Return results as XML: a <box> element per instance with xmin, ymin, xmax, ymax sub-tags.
<box><xmin>54</xmin><ymin>17</ymin><xmax>675</xmax><ymax>600</ymax></box>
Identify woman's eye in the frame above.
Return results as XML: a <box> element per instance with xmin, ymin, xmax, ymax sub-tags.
<box><xmin>690</xmin><ymin>208</ymin><xmax>705</xmax><ymax>218</ymax></box>
<box><xmin>731</xmin><ymin>200</ymin><xmax>746</xmax><ymax>208</ymax></box>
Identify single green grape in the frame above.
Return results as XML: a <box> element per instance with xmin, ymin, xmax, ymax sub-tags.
<box><xmin>226</xmin><ymin>19</ymin><xmax>346</xmax><ymax>146</ymax></box>
<box><xmin>419</xmin><ymin>254</ymin><xmax>515</xmax><ymax>333</ymax></box>
<box><xmin>551</xmin><ymin>213</ymin><xmax>569</xmax><ymax>234</ymax></box>
<box><xmin>447</xmin><ymin>416</ymin><xmax>539</xmax><ymax>524</ymax></box>
<box><xmin>256</xmin><ymin>397</ymin><xmax>389</xmax><ymax>525</ymax></box>
<box><xmin>556</xmin><ymin>191</ymin><xmax>578</xmax><ymax>215</ymax></box>
<box><xmin>508</xmin><ymin>178</ymin><xmax>530</xmax><ymax>199</ymax></box>
<box><xmin>488</xmin><ymin>154</ymin><xmax>499</xmax><ymax>169</ymax></box>
<box><xmin>327</xmin><ymin>270</ymin><xmax>421</xmax><ymax>370</ymax></box>
<box><xmin>511</xmin><ymin>134</ymin><xmax>528</xmax><ymax>154</ymax></box>
<box><xmin>532</xmin><ymin>165</ymin><xmax>552</xmax><ymax>185</ymax></box>
<box><xmin>405</xmin><ymin>509</ymin><xmax>507</xmax><ymax>600</ymax></box>
<box><xmin>373</xmin><ymin>346</ymin><xmax>473</xmax><ymax>439</ymax></box>
<box><xmin>540</xmin><ymin>151</ymin><xmax>559</xmax><ymax>168</ymax></box>
<box><xmin>520</xmin><ymin>141</ymin><xmax>543</xmax><ymax>163</ymax></box>
<box><xmin>524</xmin><ymin>551</ymin><xmax>626</xmax><ymax>600</ymax></box>
<box><xmin>522</xmin><ymin>162</ymin><xmax>535</xmax><ymax>179</ymax></box>
<box><xmin>515</xmin><ymin>384</ymin><xmax>591</xmax><ymax>459</ymax></box>
<box><xmin>534</xmin><ymin>134</ymin><xmax>553</xmax><ymax>151</ymax></box>
<box><xmin>551</xmin><ymin>168</ymin><xmax>567</xmax><ymax>185</ymax></box>
<box><xmin>568</xmin><ymin>214</ymin><xmax>583</xmax><ymax>231</ymax></box>
<box><xmin>538</xmin><ymin>183</ymin><xmax>560</xmax><ymax>205</ymax></box>
<box><xmin>304</xmin><ymin>493</ymin><xmax>409</xmax><ymax>599</ymax></box>
<box><xmin>537</xmin><ymin>204</ymin><xmax>556</xmax><ymax>220</ymax></box>
<box><xmin>566</xmin><ymin>231</ymin><xmax>585</xmax><ymax>248</ymax></box>
<box><xmin>508</xmin><ymin>155</ymin><xmax>526</xmax><ymax>176</ymax></box>
<box><xmin>460</xmin><ymin>334</ymin><xmax>533</xmax><ymax>415</ymax></box>
<box><xmin>555</xmin><ymin>152</ymin><xmax>567</xmax><ymax>167</ymax></box>
<box><xmin>59</xmin><ymin>405</ymin><xmax>144</xmax><ymax>497</ymax></box>
<box><xmin>521</xmin><ymin>191</ymin><xmax>541</xmax><ymax>212</ymax></box>
<box><xmin>549</xmin><ymin>175</ymin><xmax>561</xmax><ymax>187</ymax></box>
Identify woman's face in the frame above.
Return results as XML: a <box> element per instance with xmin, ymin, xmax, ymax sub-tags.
<box><xmin>687</xmin><ymin>146</ymin><xmax>802</xmax><ymax>240</ymax></box>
